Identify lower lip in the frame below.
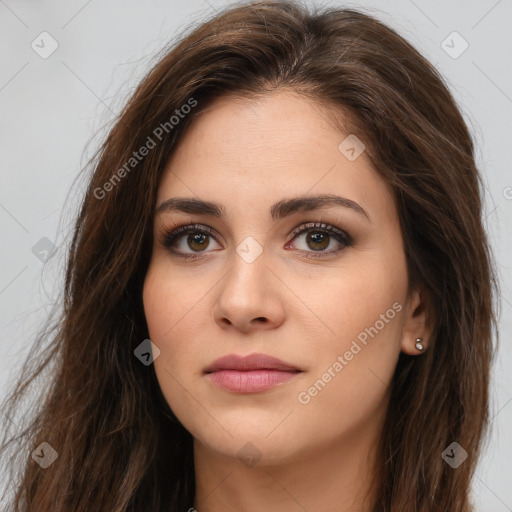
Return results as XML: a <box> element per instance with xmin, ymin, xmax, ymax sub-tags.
<box><xmin>206</xmin><ymin>369</ymin><xmax>301</xmax><ymax>393</ymax></box>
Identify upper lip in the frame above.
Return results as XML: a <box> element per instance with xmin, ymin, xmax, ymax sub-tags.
<box><xmin>204</xmin><ymin>353</ymin><xmax>301</xmax><ymax>373</ymax></box>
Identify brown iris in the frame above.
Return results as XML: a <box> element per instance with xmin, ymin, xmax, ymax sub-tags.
<box><xmin>188</xmin><ymin>233</ymin><xmax>209</xmax><ymax>251</ymax></box>
<box><xmin>306</xmin><ymin>231</ymin><xmax>330</xmax><ymax>251</ymax></box>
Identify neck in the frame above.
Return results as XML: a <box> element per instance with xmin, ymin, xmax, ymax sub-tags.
<box><xmin>192</xmin><ymin>423</ymin><xmax>382</xmax><ymax>512</ymax></box>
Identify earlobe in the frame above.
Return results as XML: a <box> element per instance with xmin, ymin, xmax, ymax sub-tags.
<box><xmin>400</xmin><ymin>287</ymin><xmax>433</xmax><ymax>355</ymax></box>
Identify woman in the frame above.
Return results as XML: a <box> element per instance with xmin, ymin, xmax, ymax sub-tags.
<box><xmin>0</xmin><ymin>1</ymin><xmax>498</xmax><ymax>510</ymax></box>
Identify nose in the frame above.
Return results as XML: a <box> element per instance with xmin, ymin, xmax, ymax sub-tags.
<box><xmin>212</xmin><ymin>251</ymin><xmax>286</xmax><ymax>334</ymax></box>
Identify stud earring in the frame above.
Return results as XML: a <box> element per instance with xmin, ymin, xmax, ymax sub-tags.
<box><xmin>415</xmin><ymin>337</ymin><xmax>424</xmax><ymax>351</ymax></box>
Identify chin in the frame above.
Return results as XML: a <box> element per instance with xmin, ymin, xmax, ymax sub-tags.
<box><xmin>195</xmin><ymin>431</ymin><xmax>305</xmax><ymax>467</ymax></box>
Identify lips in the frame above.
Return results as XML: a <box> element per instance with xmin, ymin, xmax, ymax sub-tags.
<box><xmin>205</xmin><ymin>353</ymin><xmax>301</xmax><ymax>373</ymax></box>
<box><xmin>204</xmin><ymin>353</ymin><xmax>302</xmax><ymax>393</ymax></box>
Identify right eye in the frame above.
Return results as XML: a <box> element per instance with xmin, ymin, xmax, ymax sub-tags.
<box><xmin>160</xmin><ymin>223</ymin><xmax>222</xmax><ymax>260</ymax></box>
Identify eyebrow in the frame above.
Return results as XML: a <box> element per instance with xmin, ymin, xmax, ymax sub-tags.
<box><xmin>155</xmin><ymin>194</ymin><xmax>371</xmax><ymax>222</ymax></box>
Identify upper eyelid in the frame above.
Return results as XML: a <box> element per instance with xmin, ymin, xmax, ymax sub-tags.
<box><xmin>288</xmin><ymin>222</ymin><xmax>350</xmax><ymax>240</ymax></box>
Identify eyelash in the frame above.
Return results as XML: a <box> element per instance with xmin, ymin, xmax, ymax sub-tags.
<box><xmin>159</xmin><ymin>222</ymin><xmax>353</xmax><ymax>261</ymax></box>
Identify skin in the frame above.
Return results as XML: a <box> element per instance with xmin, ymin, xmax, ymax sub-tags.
<box><xmin>143</xmin><ymin>89</ymin><xmax>432</xmax><ymax>512</ymax></box>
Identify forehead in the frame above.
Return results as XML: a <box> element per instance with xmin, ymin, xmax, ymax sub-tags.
<box><xmin>167</xmin><ymin>90</ymin><xmax>351</xmax><ymax>164</ymax></box>
<box><xmin>156</xmin><ymin>89</ymin><xmax>396</xmax><ymax>226</ymax></box>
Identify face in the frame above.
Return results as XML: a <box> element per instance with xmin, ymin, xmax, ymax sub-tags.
<box><xmin>143</xmin><ymin>89</ymin><xmax>422</xmax><ymax>466</ymax></box>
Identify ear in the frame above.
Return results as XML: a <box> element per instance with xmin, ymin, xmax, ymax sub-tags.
<box><xmin>400</xmin><ymin>286</ymin><xmax>434</xmax><ymax>355</ymax></box>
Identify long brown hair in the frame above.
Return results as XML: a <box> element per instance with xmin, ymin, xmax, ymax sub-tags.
<box><xmin>0</xmin><ymin>1</ymin><xmax>499</xmax><ymax>510</ymax></box>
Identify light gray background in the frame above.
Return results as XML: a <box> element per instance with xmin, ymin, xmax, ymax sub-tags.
<box><xmin>1</xmin><ymin>0</ymin><xmax>511</xmax><ymax>509</ymax></box>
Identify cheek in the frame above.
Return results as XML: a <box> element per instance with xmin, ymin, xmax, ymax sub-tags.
<box><xmin>143</xmin><ymin>260</ymin><xmax>202</xmax><ymax>340</ymax></box>
<box><xmin>303</xmin><ymin>254</ymin><xmax>407</xmax><ymax>396</ymax></box>
<box><xmin>309</xmin><ymin>258</ymin><xmax>406</xmax><ymax>342</ymax></box>
<box><xmin>143</xmin><ymin>259</ymin><xmax>209</xmax><ymax>382</ymax></box>
<box><xmin>142</xmin><ymin>269</ymin><xmax>162</xmax><ymax>338</ymax></box>
<box><xmin>142</xmin><ymin>264</ymin><xmax>197</xmax><ymax>417</ymax></box>
<box><xmin>293</xmin><ymin>272</ymin><xmax>405</xmax><ymax>439</ymax></box>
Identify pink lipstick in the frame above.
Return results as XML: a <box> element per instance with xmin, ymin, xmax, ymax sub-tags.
<box><xmin>204</xmin><ymin>353</ymin><xmax>302</xmax><ymax>393</ymax></box>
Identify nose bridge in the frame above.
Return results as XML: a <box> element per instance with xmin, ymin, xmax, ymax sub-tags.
<box><xmin>222</xmin><ymin>244</ymin><xmax>270</xmax><ymax>306</ymax></box>
<box><xmin>213</xmin><ymin>241</ymin><xmax>285</xmax><ymax>331</ymax></box>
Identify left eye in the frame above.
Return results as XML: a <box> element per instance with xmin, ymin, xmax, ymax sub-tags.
<box><xmin>160</xmin><ymin>222</ymin><xmax>352</xmax><ymax>259</ymax></box>
<box><xmin>286</xmin><ymin>222</ymin><xmax>352</xmax><ymax>256</ymax></box>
